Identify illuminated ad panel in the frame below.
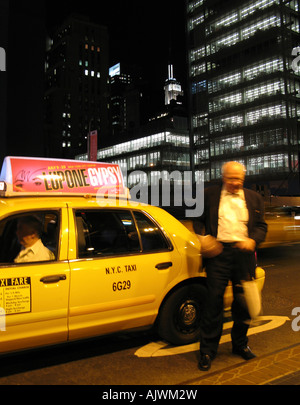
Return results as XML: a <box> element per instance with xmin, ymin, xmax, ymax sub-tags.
<box><xmin>0</xmin><ymin>157</ymin><xmax>125</xmax><ymax>197</ymax></box>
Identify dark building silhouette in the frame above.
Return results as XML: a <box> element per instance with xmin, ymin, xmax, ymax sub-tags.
<box><xmin>45</xmin><ymin>14</ymin><xmax>109</xmax><ymax>158</ymax></box>
<box><xmin>0</xmin><ymin>0</ymin><xmax>46</xmax><ymax>165</ymax></box>
<box><xmin>109</xmin><ymin>62</ymin><xmax>143</xmax><ymax>142</ymax></box>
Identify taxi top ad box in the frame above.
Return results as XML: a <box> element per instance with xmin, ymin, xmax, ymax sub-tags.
<box><xmin>0</xmin><ymin>156</ymin><xmax>126</xmax><ymax>197</ymax></box>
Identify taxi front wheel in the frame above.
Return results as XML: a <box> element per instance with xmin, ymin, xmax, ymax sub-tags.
<box><xmin>157</xmin><ymin>283</ymin><xmax>206</xmax><ymax>346</ymax></box>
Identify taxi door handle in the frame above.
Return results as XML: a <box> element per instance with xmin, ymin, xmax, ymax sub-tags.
<box><xmin>40</xmin><ymin>274</ymin><xmax>67</xmax><ymax>284</ymax></box>
<box><xmin>155</xmin><ymin>262</ymin><xmax>172</xmax><ymax>270</ymax></box>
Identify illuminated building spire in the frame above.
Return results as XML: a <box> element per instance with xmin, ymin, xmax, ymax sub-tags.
<box><xmin>164</xmin><ymin>64</ymin><xmax>183</xmax><ymax>105</ymax></box>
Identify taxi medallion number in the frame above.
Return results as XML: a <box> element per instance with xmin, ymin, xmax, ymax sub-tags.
<box><xmin>112</xmin><ymin>280</ymin><xmax>132</xmax><ymax>292</ymax></box>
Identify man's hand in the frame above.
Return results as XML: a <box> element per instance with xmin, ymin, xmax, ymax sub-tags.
<box><xmin>235</xmin><ymin>238</ymin><xmax>256</xmax><ymax>252</ymax></box>
<box><xmin>197</xmin><ymin>235</ymin><xmax>224</xmax><ymax>258</ymax></box>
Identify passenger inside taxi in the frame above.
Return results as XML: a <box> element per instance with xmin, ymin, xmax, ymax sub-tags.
<box><xmin>14</xmin><ymin>216</ymin><xmax>55</xmax><ymax>263</ymax></box>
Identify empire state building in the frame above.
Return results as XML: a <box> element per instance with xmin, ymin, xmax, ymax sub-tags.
<box><xmin>164</xmin><ymin>64</ymin><xmax>184</xmax><ymax>105</ymax></box>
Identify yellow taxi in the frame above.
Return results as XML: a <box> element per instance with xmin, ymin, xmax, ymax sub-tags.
<box><xmin>0</xmin><ymin>157</ymin><xmax>265</xmax><ymax>355</ymax></box>
<box><xmin>260</xmin><ymin>205</ymin><xmax>300</xmax><ymax>248</ymax></box>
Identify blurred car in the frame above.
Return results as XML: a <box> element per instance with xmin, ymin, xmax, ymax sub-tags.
<box><xmin>260</xmin><ymin>206</ymin><xmax>300</xmax><ymax>248</ymax></box>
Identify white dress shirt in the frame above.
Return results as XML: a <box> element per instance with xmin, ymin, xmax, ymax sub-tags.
<box><xmin>217</xmin><ymin>188</ymin><xmax>249</xmax><ymax>243</ymax></box>
<box><xmin>14</xmin><ymin>239</ymin><xmax>55</xmax><ymax>263</ymax></box>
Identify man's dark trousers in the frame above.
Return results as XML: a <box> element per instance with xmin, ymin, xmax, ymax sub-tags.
<box><xmin>200</xmin><ymin>244</ymin><xmax>256</xmax><ymax>358</ymax></box>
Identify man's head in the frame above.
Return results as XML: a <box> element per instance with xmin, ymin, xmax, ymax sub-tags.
<box><xmin>16</xmin><ymin>216</ymin><xmax>42</xmax><ymax>248</ymax></box>
<box><xmin>222</xmin><ymin>161</ymin><xmax>246</xmax><ymax>194</ymax></box>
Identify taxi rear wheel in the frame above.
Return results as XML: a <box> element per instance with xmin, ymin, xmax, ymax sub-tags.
<box><xmin>157</xmin><ymin>284</ymin><xmax>206</xmax><ymax>346</ymax></box>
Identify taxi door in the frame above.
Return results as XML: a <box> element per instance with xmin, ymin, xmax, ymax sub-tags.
<box><xmin>66</xmin><ymin>204</ymin><xmax>182</xmax><ymax>341</ymax></box>
<box><xmin>0</xmin><ymin>208</ymin><xmax>70</xmax><ymax>354</ymax></box>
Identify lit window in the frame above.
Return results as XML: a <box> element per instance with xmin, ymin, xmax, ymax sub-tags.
<box><xmin>91</xmin><ymin>71</ymin><xmax>94</xmax><ymax>77</ymax></box>
<box><xmin>85</xmin><ymin>44</ymin><xmax>88</xmax><ymax>50</ymax></box>
<box><xmin>85</xmin><ymin>70</ymin><xmax>88</xmax><ymax>76</ymax></box>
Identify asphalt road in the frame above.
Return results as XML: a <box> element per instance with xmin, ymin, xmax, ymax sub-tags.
<box><xmin>0</xmin><ymin>243</ymin><xmax>299</xmax><ymax>387</ymax></box>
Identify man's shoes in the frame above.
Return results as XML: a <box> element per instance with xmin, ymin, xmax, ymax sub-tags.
<box><xmin>198</xmin><ymin>353</ymin><xmax>213</xmax><ymax>371</ymax></box>
<box><xmin>232</xmin><ymin>345</ymin><xmax>256</xmax><ymax>360</ymax></box>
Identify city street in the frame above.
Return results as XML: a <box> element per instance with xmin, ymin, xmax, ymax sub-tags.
<box><xmin>0</xmin><ymin>243</ymin><xmax>299</xmax><ymax>387</ymax></box>
<box><xmin>1</xmin><ymin>0</ymin><xmax>300</xmax><ymax>394</ymax></box>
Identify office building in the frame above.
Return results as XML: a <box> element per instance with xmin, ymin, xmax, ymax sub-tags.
<box><xmin>109</xmin><ymin>62</ymin><xmax>143</xmax><ymax>140</ymax></box>
<box><xmin>76</xmin><ymin>114</ymin><xmax>190</xmax><ymax>189</ymax></box>
<box><xmin>45</xmin><ymin>14</ymin><xmax>109</xmax><ymax>158</ymax></box>
<box><xmin>186</xmin><ymin>0</ymin><xmax>300</xmax><ymax>195</ymax></box>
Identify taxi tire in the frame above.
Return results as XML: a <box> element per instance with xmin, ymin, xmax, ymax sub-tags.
<box><xmin>157</xmin><ymin>283</ymin><xmax>206</xmax><ymax>346</ymax></box>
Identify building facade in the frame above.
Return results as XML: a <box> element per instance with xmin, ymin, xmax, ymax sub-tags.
<box><xmin>76</xmin><ymin>116</ymin><xmax>190</xmax><ymax>189</ymax></box>
<box><xmin>45</xmin><ymin>14</ymin><xmax>109</xmax><ymax>158</ymax></box>
<box><xmin>186</xmin><ymin>0</ymin><xmax>300</xmax><ymax>195</ymax></box>
<box><xmin>109</xmin><ymin>62</ymin><xmax>142</xmax><ymax>140</ymax></box>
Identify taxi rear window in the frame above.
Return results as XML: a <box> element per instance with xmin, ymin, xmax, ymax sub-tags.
<box><xmin>75</xmin><ymin>209</ymin><xmax>170</xmax><ymax>258</ymax></box>
<box><xmin>133</xmin><ymin>211</ymin><xmax>170</xmax><ymax>252</ymax></box>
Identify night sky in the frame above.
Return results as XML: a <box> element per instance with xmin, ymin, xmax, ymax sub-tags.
<box><xmin>45</xmin><ymin>0</ymin><xmax>187</xmax><ymax>114</ymax></box>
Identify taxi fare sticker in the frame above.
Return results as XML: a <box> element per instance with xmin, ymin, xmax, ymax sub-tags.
<box><xmin>0</xmin><ymin>277</ymin><xmax>31</xmax><ymax>315</ymax></box>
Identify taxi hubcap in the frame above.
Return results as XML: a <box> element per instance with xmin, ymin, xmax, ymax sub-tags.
<box><xmin>178</xmin><ymin>300</ymin><xmax>199</xmax><ymax>331</ymax></box>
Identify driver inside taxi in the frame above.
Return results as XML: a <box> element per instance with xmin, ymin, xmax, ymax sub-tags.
<box><xmin>14</xmin><ymin>216</ymin><xmax>55</xmax><ymax>263</ymax></box>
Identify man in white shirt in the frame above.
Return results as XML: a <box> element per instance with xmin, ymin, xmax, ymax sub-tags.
<box><xmin>198</xmin><ymin>162</ymin><xmax>267</xmax><ymax>371</ymax></box>
<box><xmin>14</xmin><ymin>216</ymin><xmax>55</xmax><ymax>263</ymax></box>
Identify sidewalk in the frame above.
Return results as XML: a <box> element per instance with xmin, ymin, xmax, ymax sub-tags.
<box><xmin>187</xmin><ymin>343</ymin><xmax>300</xmax><ymax>385</ymax></box>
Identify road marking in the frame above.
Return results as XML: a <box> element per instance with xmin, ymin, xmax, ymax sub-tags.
<box><xmin>135</xmin><ymin>315</ymin><xmax>290</xmax><ymax>358</ymax></box>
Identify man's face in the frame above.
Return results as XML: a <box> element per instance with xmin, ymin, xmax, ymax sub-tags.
<box><xmin>223</xmin><ymin>164</ymin><xmax>245</xmax><ymax>194</ymax></box>
<box><xmin>16</xmin><ymin>223</ymin><xmax>37</xmax><ymax>248</ymax></box>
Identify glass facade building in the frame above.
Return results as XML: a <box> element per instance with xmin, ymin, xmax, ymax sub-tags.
<box><xmin>76</xmin><ymin>130</ymin><xmax>190</xmax><ymax>188</ymax></box>
<box><xmin>186</xmin><ymin>0</ymin><xmax>300</xmax><ymax>193</ymax></box>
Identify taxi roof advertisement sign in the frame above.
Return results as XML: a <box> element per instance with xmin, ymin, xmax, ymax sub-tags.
<box><xmin>0</xmin><ymin>157</ymin><xmax>125</xmax><ymax>197</ymax></box>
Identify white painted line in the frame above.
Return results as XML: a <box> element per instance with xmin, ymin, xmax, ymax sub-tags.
<box><xmin>135</xmin><ymin>315</ymin><xmax>290</xmax><ymax>358</ymax></box>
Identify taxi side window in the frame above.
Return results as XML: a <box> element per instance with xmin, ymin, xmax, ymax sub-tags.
<box><xmin>0</xmin><ymin>211</ymin><xmax>59</xmax><ymax>264</ymax></box>
<box><xmin>75</xmin><ymin>210</ymin><xmax>140</xmax><ymax>258</ymax></box>
<box><xmin>133</xmin><ymin>211</ymin><xmax>170</xmax><ymax>252</ymax></box>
